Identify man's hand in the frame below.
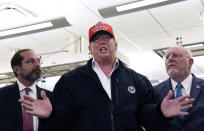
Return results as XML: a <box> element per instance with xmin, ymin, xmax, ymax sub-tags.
<box><xmin>19</xmin><ymin>90</ymin><xmax>52</xmax><ymax>119</ymax></box>
<box><xmin>161</xmin><ymin>90</ymin><xmax>195</xmax><ymax>118</ymax></box>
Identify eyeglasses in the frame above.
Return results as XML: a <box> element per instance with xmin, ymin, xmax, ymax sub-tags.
<box><xmin>23</xmin><ymin>58</ymin><xmax>42</xmax><ymax>65</ymax></box>
<box><xmin>163</xmin><ymin>53</ymin><xmax>190</xmax><ymax>60</ymax></box>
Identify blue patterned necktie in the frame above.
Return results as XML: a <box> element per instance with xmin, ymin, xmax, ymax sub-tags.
<box><xmin>176</xmin><ymin>83</ymin><xmax>183</xmax><ymax>98</ymax></box>
<box><xmin>175</xmin><ymin>83</ymin><xmax>184</xmax><ymax>120</ymax></box>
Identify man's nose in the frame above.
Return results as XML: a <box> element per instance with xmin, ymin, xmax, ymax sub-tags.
<box><xmin>98</xmin><ymin>39</ymin><xmax>105</xmax><ymax>44</ymax></box>
<box><xmin>34</xmin><ymin>60</ymin><xmax>41</xmax><ymax>66</ymax></box>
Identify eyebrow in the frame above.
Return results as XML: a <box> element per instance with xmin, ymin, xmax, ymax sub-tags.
<box><xmin>24</xmin><ymin>57</ymin><xmax>39</xmax><ymax>59</ymax></box>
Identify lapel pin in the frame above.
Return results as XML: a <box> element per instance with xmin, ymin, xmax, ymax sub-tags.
<box><xmin>128</xmin><ymin>86</ymin><xmax>136</xmax><ymax>94</ymax></box>
<box><xmin>196</xmin><ymin>85</ymin><xmax>200</xmax><ymax>89</ymax></box>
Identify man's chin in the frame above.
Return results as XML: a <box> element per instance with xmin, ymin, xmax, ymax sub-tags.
<box><xmin>168</xmin><ymin>69</ymin><xmax>179</xmax><ymax>78</ymax></box>
<box><xmin>31</xmin><ymin>72</ymin><xmax>41</xmax><ymax>80</ymax></box>
<box><xmin>30</xmin><ymin>76</ymin><xmax>41</xmax><ymax>82</ymax></box>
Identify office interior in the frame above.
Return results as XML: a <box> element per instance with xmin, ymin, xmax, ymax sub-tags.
<box><xmin>0</xmin><ymin>0</ymin><xmax>204</xmax><ymax>91</ymax></box>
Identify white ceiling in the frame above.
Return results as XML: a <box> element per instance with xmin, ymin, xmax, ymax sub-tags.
<box><xmin>0</xmin><ymin>0</ymin><xmax>204</xmax><ymax>85</ymax></box>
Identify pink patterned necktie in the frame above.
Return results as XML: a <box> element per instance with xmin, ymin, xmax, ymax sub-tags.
<box><xmin>23</xmin><ymin>88</ymin><xmax>34</xmax><ymax>131</ymax></box>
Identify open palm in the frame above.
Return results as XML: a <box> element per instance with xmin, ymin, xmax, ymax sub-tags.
<box><xmin>19</xmin><ymin>90</ymin><xmax>52</xmax><ymax>119</ymax></box>
<box><xmin>161</xmin><ymin>90</ymin><xmax>194</xmax><ymax>118</ymax></box>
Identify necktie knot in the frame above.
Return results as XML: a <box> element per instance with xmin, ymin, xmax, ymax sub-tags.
<box><xmin>25</xmin><ymin>88</ymin><xmax>31</xmax><ymax>95</ymax></box>
<box><xmin>176</xmin><ymin>83</ymin><xmax>183</xmax><ymax>89</ymax></box>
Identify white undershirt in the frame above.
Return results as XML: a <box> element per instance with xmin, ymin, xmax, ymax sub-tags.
<box><xmin>171</xmin><ymin>74</ymin><xmax>192</xmax><ymax>97</ymax></box>
<box><xmin>92</xmin><ymin>59</ymin><xmax>119</xmax><ymax>99</ymax></box>
<box><xmin>17</xmin><ymin>80</ymin><xmax>38</xmax><ymax>131</ymax></box>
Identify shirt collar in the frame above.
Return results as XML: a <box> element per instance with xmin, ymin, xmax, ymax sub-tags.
<box><xmin>171</xmin><ymin>74</ymin><xmax>192</xmax><ymax>91</ymax></box>
<box><xmin>92</xmin><ymin>58</ymin><xmax>119</xmax><ymax>70</ymax></box>
<box><xmin>17</xmin><ymin>79</ymin><xmax>37</xmax><ymax>93</ymax></box>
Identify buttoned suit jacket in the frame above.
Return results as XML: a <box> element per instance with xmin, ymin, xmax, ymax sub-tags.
<box><xmin>154</xmin><ymin>74</ymin><xmax>204</xmax><ymax>131</ymax></box>
<box><xmin>0</xmin><ymin>82</ymin><xmax>52</xmax><ymax>131</ymax></box>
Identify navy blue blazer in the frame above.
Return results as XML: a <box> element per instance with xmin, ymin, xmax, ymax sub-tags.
<box><xmin>0</xmin><ymin>82</ymin><xmax>52</xmax><ymax>131</ymax></box>
<box><xmin>154</xmin><ymin>74</ymin><xmax>204</xmax><ymax>131</ymax></box>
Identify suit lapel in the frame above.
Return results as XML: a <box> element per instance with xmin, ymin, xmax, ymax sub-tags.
<box><xmin>161</xmin><ymin>79</ymin><xmax>174</xmax><ymax>99</ymax></box>
<box><xmin>36</xmin><ymin>86</ymin><xmax>42</xmax><ymax>99</ymax></box>
<box><xmin>190</xmin><ymin>75</ymin><xmax>202</xmax><ymax>100</ymax></box>
<box><xmin>9</xmin><ymin>83</ymin><xmax>23</xmax><ymax>130</ymax></box>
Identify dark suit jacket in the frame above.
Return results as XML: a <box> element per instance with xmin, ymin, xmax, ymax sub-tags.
<box><xmin>154</xmin><ymin>74</ymin><xmax>204</xmax><ymax>131</ymax></box>
<box><xmin>0</xmin><ymin>82</ymin><xmax>52</xmax><ymax>131</ymax></box>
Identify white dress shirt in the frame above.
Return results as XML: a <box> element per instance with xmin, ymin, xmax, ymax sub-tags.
<box><xmin>92</xmin><ymin>59</ymin><xmax>119</xmax><ymax>99</ymax></box>
<box><xmin>171</xmin><ymin>74</ymin><xmax>192</xmax><ymax>97</ymax></box>
<box><xmin>17</xmin><ymin>80</ymin><xmax>38</xmax><ymax>131</ymax></box>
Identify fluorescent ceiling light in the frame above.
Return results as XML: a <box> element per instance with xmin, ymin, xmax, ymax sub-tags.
<box><xmin>154</xmin><ymin>42</ymin><xmax>204</xmax><ymax>58</ymax></box>
<box><xmin>116</xmin><ymin>0</ymin><xmax>168</xmax><ymax>12</ymax></box>
<box><xmin>0</xmin><ymin>74</ymin><xmax>7</xmax><ymax>78</ymax></box>
<box><xmin>0</xmin><ymin>16</ymin><xmax>71</xmax><ymax>40</ymax></box>
<box><xmin>184</xmin><ymin>44</ymin><xmax>203</xmax><ymax>48</ymax></box>
<box><xmin>0</xmin><ymin>22</ymin><xmax>53</xmax><ymax>37</ymax></box>
<box><xmin>98</xmin><ymin>0</ymin><xmax>185</xmax><ymax>18</ymax></box>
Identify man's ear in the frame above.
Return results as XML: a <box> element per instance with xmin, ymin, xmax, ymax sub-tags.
<box><xmin>13</xmin><ymin>66</ymin><xmax>20</xmax><ymax>75</ymax></box>
<box><xmin>114</xmin><ymin>42</ymin><xmax>118</xmax><ymax>50</ymax></box>
<box><xmin>88</xmin><ymin>45</ymin><xmax>93</xmax><ymax>54</ymax></box>
<box><xmin>189</xmin><ymin>58</ymin><xmax>194</xmax><ymax>67</ymax></box>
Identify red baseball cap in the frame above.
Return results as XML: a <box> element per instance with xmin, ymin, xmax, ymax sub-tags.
<box><xmin>89</xmin><ymin>21</ymin><xmax>115</xmax><ymax>43</ymax></box>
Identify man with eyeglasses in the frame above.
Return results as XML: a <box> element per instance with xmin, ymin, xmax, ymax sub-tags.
<box><xmin>19</xmin><ymin>22</ymin><xmax>194</xmax><ymax>131</ymax></box>
<box><xmin>0</xmin><ymin>49</ymin><xmax>52</xmax><ymax>131</ymax></box>
<box><xmin>154</xmin><ymin>45</ymin><xmax>204</xmax><ymax>131</ymax></box>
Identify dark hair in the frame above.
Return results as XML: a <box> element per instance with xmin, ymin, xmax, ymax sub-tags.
<box><xmin>11</xmin><ymin>49</ymin><xmax>32</xmax><ymax>77</ymax></box>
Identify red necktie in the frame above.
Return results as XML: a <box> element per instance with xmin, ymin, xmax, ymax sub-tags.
<box><xmin>23</xmin><ymin>88</ymin><xmax>34</xmax><ymax>131</ymax></box>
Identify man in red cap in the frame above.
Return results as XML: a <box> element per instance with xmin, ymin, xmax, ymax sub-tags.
<box><xmin>19</xmin><ymin>21</ymin><xmax>194</xmax><ymax>131</ymax></box>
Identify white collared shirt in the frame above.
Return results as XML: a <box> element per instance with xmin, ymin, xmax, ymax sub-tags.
<box><xmin>171</xmin><ymin>74</ymin><xmax>192</xmax><ymax>97</ymax></box>
<box><xmin>17</xmin><ymin>80</ymin><xmax>38</xmax><ymax>131</ymax></box>
<box><xmin>92</xmin><ymin>59</ymin><xmax>119</xmax><ymax>99</ymax></box>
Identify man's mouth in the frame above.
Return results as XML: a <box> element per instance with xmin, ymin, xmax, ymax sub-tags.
<box><xmin>99</xmin><ymin>47</ymin><xmax>107</xmax><ymax>51</ymax></box>
<box><xmin>168</xmin><ymin>64</ymin><xmax>176</xmax><ymax>68</ymax></box>
<box><xmin>33</xmin><ymin>68</ymin><xmax>42</xmax><ymax>73</ymax></box>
